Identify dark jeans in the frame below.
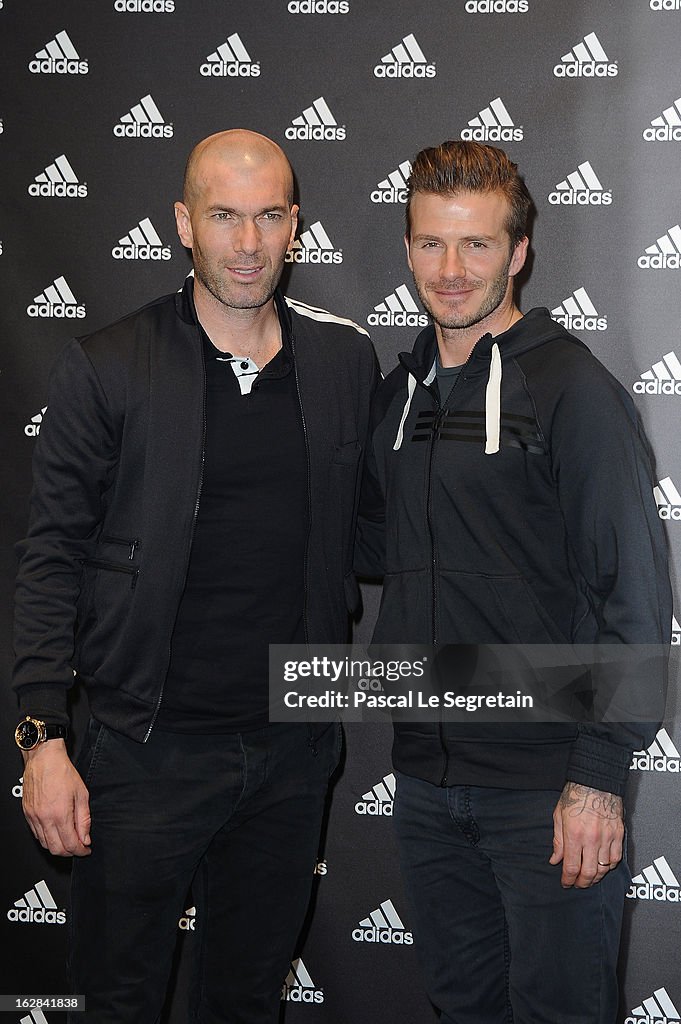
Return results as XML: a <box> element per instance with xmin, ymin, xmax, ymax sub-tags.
<box><xmin>68</xmin><ymin>719</ymin><xmax>340</xmax><ymax>1024</ymax></box>
<box><xmin>392</xmin><ymin>771</ymin><xmax>631</xmax><ymax>1024</ymax></box>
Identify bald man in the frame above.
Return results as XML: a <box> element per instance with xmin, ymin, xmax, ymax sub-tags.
<box><xmin>13</xmin><ymin>130</ymin><xmax>378</xmax><ymax>1023</ymax></box>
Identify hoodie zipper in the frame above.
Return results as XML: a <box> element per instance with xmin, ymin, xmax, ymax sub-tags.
<box><xmin>423</xmin><ymin>352</ymin><xmax>478</xmax><ymax>787</ymax></box>
<box><xmin>100</xmin><ymin>536</ymin><xmax>140</xmax><ymax>560</ymax></box>
<box><xmin>144</xmin><ymin>331</ymin><xmax>207</xmax><ymax>741</ymax></box>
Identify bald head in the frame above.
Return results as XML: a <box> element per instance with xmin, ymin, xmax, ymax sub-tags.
<box><xmin>183</xmin><ymin>130</ymin><xmax>294</xmax><ymax>211</ymax></box>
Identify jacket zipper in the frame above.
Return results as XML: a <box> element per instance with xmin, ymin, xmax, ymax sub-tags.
<box><xmin>83</xmin><ymin>558</ymin><xmax>139</xmax><ymax>590</ymax></box>
<box><xmin>100</xmin><ymin>536</ymin><xmax>140</xmax><ymax>560</ymax></box>
<box><xmin>422</xmin><ymin>361</ymin><xmax>473</xmax><ymax>787</ymax></box>
<box><xmin>291</xmin><ymin>329</ymin><xmax>312</xmax><ymax>646</ymax></box>
<box><xmin>144</xmin><ymin>331</ymin><xmax>207</xmax><ymax>741</ymax></box>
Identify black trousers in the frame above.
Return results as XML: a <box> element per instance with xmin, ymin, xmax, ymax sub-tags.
<box><xmin>68</xmin><ymin>719</ymin><xmax>339</xmax><ymax>1024</ymax></box>
<box><xmin>393</xmin><ymin>772</ymin><xmax>630</xmax><ymax>1024</ymax></box>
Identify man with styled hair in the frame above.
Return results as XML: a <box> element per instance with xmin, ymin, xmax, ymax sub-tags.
<box><xmin>13</xmin><ymin>129</ymin><xmax>377</xmax><ymax>1023</ymax></box>
<box><xmin>357</xmin><ymin>140</ymin><xmax>670</xmax><ymax>1023</ymax></box>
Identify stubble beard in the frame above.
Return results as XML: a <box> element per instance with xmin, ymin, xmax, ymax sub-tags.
<box><xmin>414</xmin><ymin>257</ymin><xmax>512</xmax><ymax>332</ymax></box>
<box><xmin>193</xmin><ymin>251</ymin><xmax>283</xmax><ymax>312</ymax></box>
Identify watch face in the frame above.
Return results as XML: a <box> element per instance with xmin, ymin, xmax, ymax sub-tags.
<box><xmin>15</xmin><ymin>719</ymin><xmax>42</xmax><ymax>750</ymax></box>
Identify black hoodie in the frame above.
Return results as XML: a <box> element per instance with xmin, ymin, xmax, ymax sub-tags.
<box><xmin>357</xmin><ymin>308</ymin><xmax>671</xmax><ymax>795</ymax></box>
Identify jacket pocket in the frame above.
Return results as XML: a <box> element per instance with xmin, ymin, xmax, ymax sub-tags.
<box><xmin>82</xmin><ymin>559</ymin><xmax>139</xmax><ymax>590</ymax></box>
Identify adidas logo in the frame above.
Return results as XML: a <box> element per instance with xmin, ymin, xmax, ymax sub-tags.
<box><xmin>29</xmin><ymin>30</ymin><xmax>88</xmax><ymax>74</ymax></box>
<box><xmin>631</xmin><ymin>726</ymin><xmax>681</xmax><ymax>773</ymax></box>
<box><xmin>625</xmin><ymin>987</ymin><xmax>681</xmax><ymax>1024</ymax></box>
<box><xmin>551</xmin><ymin>287</ymin><xmax>606</xmax><ymax>331</ymax></box>
<box><xmin>650</xmin><ymin>0</ymin><xmax>681</xmax><ymax>8</ymax></box>
<box><xmin>352</xmin><ymin>898</ymin><xmax>413</xmax><ymax>944</ymax></box>
<box><xmin>12</xmin><ymin>776</ymin><xmax>23</xmax><ymax>798</ymax></box>
<box><xmin>114</xmin><ymin>0</ymin><xmax>175</xmax><ymax>11</ymax></box>
<box><xmin>674</xmin><ymin>614</ymin><xmax>681</xmax><ymax>645</ymax></box>
<box><xmin>200</xmin><ymin>34</ymin><xmax>260</xmax><ymax>77</ymax></box>
<box><xmin>627</xmin><ymin>856</ymin><xmax>681</xmax><ymax>903</ymax></box>
<box><xmin>633</xmin><ymin>351</ymin><xmax>681</xmax><ymax>395</ymax></box>
<box><xmin>638</xmin><ymin>222</ymin><xmax>681</xmax><ymax>269</ymax></box>
<box><xmin>461</xmin><ymin>96</ymin><xmax>523</xmax><ymax>142</ymax></box>
<box><xmin>553</xmin><ymin>31</ymin><xmax>617</xmax><ymax>77</ymax></box>
<box><xmin>28</xmin><ymin>154</ymin><xmax>87</xmax><ymax>198</ymax></box>
<box><xmin>371</xmin><ymin>160</ymin><xmax>411</xmax><ymax>204</ymax></box>
<box><xmin>654</xmin><ymin>477</ymin><xmax>681</xmax><ymax>520</ymax></box>
<box><xmin>465</xmin><ymin>0</ymin><xmax>529</xmax><ymax>9</ymax></box>
<box><xmin>548</xmin><ymin>161</ymin><xmax>611</xmax><ymax>206</ymax></box>
<box><xmin>27</xmin><ymin>277</ymin><xmax>85</xmax><ymax>319</ymax></box>
<box><xmin>0</xmin><ymin>118</ymin><xmax>4</xmax><ymax>134</ymax></box>
<box><xmin>288</xmin><ymin>0</ymin><xmax>349</xmax><ymax>10</ymax></box>
<box><xmin>286</xmin><ymin>96</ymin><xmax>346</xmax><ymax>141</ymax></box>
<box><xmin>355</xmin><ymin>773</ymin><xmax>395</xmax><ymax>816</ymax></box>
<box><xmin>644</xmin><ymin>95</ymin><xmax>681</xmax><ymax>142</ymax></box>
<box><xmin>285</xmin><ymin>221</ymin><xmax>342</xmax><ymax>265</ymax></box>
<box><xmin>314</xmin><ymin>859</ymin><xmax>328</xmax><ymax>875</ymax></box>
<box><xmin>114</xmin><ymin>94</ymin><xmax>173</xmax><ymax>138</ymax></box>
<box><xmin>178</xmin><ymin>905</ymin><xmax>196</xmax><ymax>931</ymax></box>
<box><xmin>7</xmin><ymin>880</ymin><xmax>66</xmax><ymax>924</ymax></box>
<box><xmin>374</xmin><ymin>34</ymin><xmax>436</xmax><ymax>78</ymax></box>
<box><xmin>368</xmin><ymin>284</ymin><xmax>428</xmax><ymax>328</ymax></box>
<box><xmin>281</xmin><ymin>958</ymin><xmax>324</xmax><ymax>1004</ymax></box>
<box><xmin>25</xmin><ymin>406</ymin><xmax>47</xmax><ymax>437</ymax></box>
<box><xmin>112</xmin><ymin>218</ymin><xmax>171</xmax><ymax>260</ymax></box>
<box><xmin>20</xmin><ymin>1012</ymin><xmax>50</xmax><ymax>1024</ymax></box>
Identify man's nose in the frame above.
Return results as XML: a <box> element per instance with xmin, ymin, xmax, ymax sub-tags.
<box><xmin>441</xmin><ymin>246</ymin><xmax>466</xmax><ymax>280</ymax></box>
<box><xmin>234</xmin><ymin>219</ymin><xmax>260</xmax><ymax>253</ymax></box>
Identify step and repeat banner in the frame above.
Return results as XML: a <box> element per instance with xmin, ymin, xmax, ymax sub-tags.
<box><xmin>1</xmin><ymin>1</ymin><xmax>681</xmax><ymax>1021</ymax></box>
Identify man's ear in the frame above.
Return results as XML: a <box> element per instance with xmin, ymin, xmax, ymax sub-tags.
<box><xmin>174</xmin><ymin>202</ymin><xmax>193</xmax><ymax>249</ymax></box>
<box><xmin>509</xmin><ymin>235</ymin><xmax>529</xmax><ymax>278</ymax></box>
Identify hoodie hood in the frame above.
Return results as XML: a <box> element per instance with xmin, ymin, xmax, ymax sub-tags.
<box><xmin>393</xmin><ymin>308</ymin><xmax>590</xmax><ymax>454</ymax></box>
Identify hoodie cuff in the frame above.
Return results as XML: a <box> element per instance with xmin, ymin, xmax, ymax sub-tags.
<box><xmin>17</xmin><ymin>684</ymin><xmax>70</xmax><ymax>728</ymax></box>
<box><xmin>566</xmin><ymin>732</ymin><xmax>633</xmax><ymax>797</ymax></box>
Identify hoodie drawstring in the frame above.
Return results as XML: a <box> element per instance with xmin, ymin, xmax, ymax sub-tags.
<box><xmin>394</xmin><ymin>345</ymin><xmax>502</xmax><ymax>454</ymax></box>
<box><xmin>484</xmin><ymin>341</ymin><xmax>502</xmax><ymax>455</ymax></box>
<box><xmin>393</xmin><ymin>372</ymin><xmax>417</xmax><ymax>451</ymax></box>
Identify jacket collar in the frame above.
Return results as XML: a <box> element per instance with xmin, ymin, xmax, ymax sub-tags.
<box><xmin>174</xmin><ymin>273</ymin><xmax>294</xmax><ymax>355</ymax></box>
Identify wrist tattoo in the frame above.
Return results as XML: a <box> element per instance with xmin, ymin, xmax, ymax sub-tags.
<box><xmin>560</xmin><ymin>782</ymin><xmax>623</xmax><ymax>821</ymax></box>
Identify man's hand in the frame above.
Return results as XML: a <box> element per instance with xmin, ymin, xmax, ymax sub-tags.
<box><xmin>21</xmin><ymin>739</ymin><xmax>91</xmax><ymax>857</ymax></box>
<box><xmin>550</xmin><ymin>781</ymin><xmax>623</xmax><ymax>888</ymax></box>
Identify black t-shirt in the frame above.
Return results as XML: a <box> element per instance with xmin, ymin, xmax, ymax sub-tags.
<box><xmin>156</xmin><ymin>328</ymin><xmax>308</xmax><ymax>732</ymax></box>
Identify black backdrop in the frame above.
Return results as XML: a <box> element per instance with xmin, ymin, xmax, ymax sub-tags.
<box><xmin>2</xmin><ymin>2</ymin><xmax>681</xmax><ymax>1021</ymax></box>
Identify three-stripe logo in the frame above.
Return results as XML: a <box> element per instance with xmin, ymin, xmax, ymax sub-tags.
<box><xmin>633</xmin><ymin>351</ymin><xmax>681</xmax><ymax>395</ymax></box>
<box><xmin>654</xmin><ymin>478</ymin><xmax>681</xmax><ymax>520</ymax></box>
<box><xmin>26</xmin><ymin>276</ymin><xmax>85</xmax><ymax>319</ymax></box>
<box><xmin>352</xmin><ymin>898</ymin><xmax>414</xmax><ymax>944</ymax></box>
<box><xmin>631</xmin><ymin>726</ymin><xmax>681</xmax><ymax>773</ymax></box>
<box><xmin>644</xmin><ymin>94</ymin><xmax>681</xmax><ymax>142</ymax></box>
<box><xmin>553</xmin><ymin>31</ymin><xmax>617</xmax><ymax>77</ymax></box>
<box><xmin>461</xmin><ymin>96</ymin><xmax>523</xmax><ymax>142</ymax></box>
<box><xmin>371</xmin><ymin>160</ymin><xmax>411</xmax><ymax>204</ymax></box>
<box><xmin>29</xmin><ymin>30</ymin><xmax>88</xmax><ymax>74</ymax></box>
<box><xmin>28</xmin><ymin>154</ymin><xmax>87</xmax><ymax>198</ymax></box>
<box><xmin>112</xmin><ymin>218</ymin><xmax>171</xmax><ymax>260</ymax></box>
<box><xmin>628</xmin><ymin>856</ymin><xmax>681</xmax><ymax>902</ymax></box>
<box><xmin>551</xmin><ymin>287</ymin><xmax>607</xmax><ymax>331</ymax></box>
<box><xmin>20</xmin><ymin>1011</ymin><xmax>50</xmax><ymax>1024</ymax></box>
<box><xmin>286</xmin><ymin>221</ymin><xmax>343</xmax><ymax>264</ymax></box>
<box><xmin>200</xmin><ymin>33</ymin><xmax>260</xmax><ymax>77</ymax></box>
<box><xmin>178</xmin><ymin>906</ymin><xmax>196</xmax><ymax>931</ymax></box>
<box><xmin>281</xmin><ymin>958</ymin><xmax>324</xmax><ymax>1004</ymax></box>
<box><xmin>7</xmin><ymin>880</ymin><xmax>66</xmax><ymax>924</ymax></box>
<box><xmin>548</xmin><ymin>161</ymin><xmax>612</xmax><ymax>206</ymax></box>
<box><xmin>625</xmin><ymin>988</ymin><xmax>681</xmax><ymax>1024</ymax></box>
<box><xmin>24</xmin><ymin>407</ymin><xmax>47</xmax><ymax>438</ymax></box>
<box><xmin>638</xmin><ymin>221</ymin><xmax>681</xmax><ymax>269</ymax></box>
<box><xmin>367</xmin><ymin>284</ymin><xmax>428</xmax><ymax>327</ymax></box>
<box><xmin>374</xmin><ymin>34</ymin><xmax>436</xmax><ymax>78</ymax></box>
<box><xmin>355</xmin><ymin>773</ymin><xmax>396</xmax><ymax>815</ymax></box>
<box><xmin>114</xmin><ymin>94</ymin><xmax>173</xmax><ymax>138</ymax></box>
<box><xmin>286</xmin><ymin>96</ymin><xmax>346</xmax><ymax>141</ymax></box>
